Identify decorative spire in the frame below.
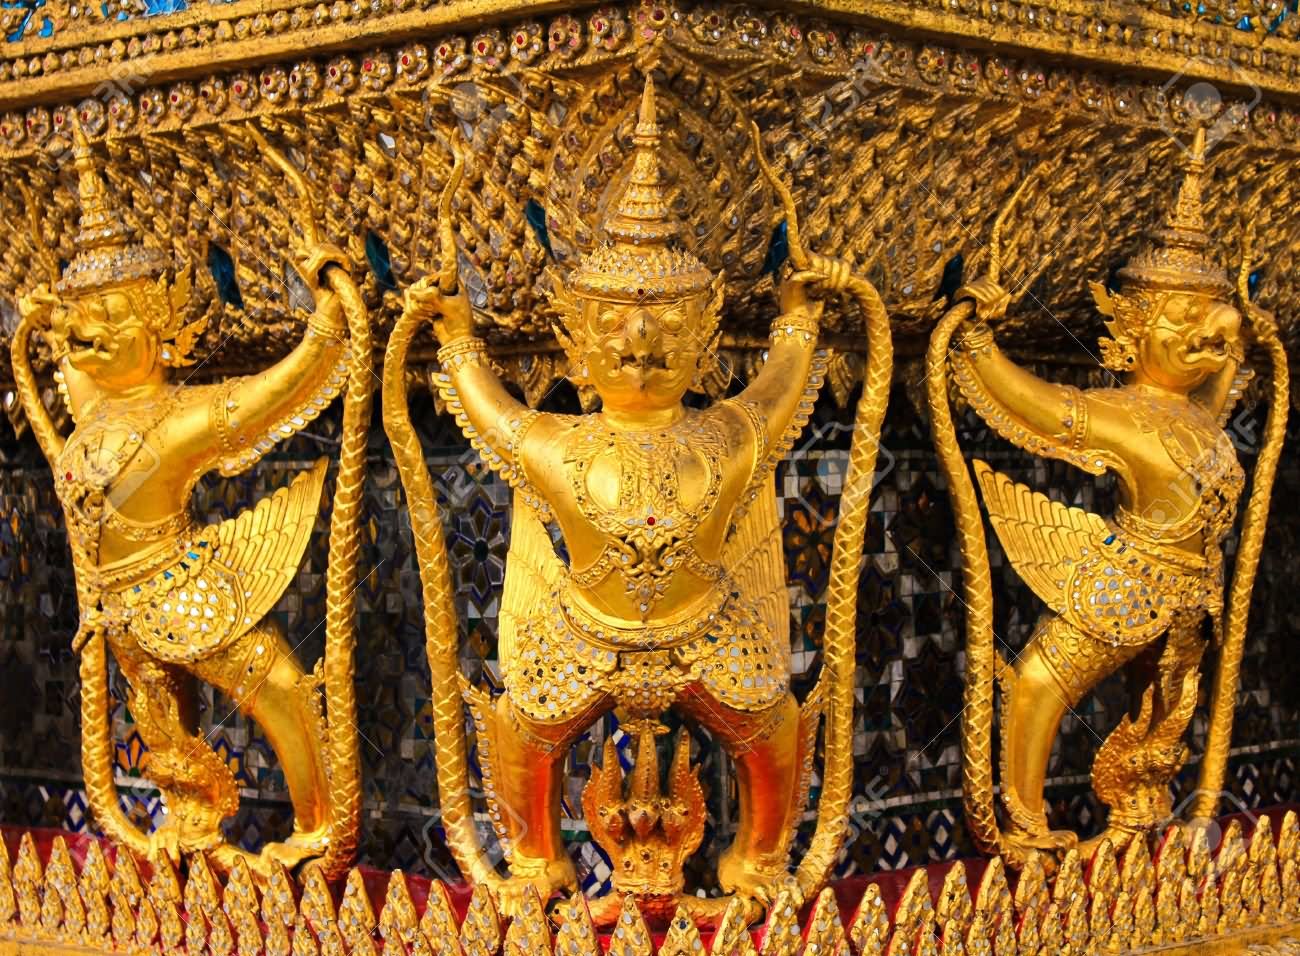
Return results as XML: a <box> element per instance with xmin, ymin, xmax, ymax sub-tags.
<box><xmin>601</xmin><ymin>76</ymin><xmax>678</xmax><ymax>246</ymax></box>
<box><xmin>56</xmin><ymin>120</ymin><xmax>169</xmax><ymax>295</ymax></box>
<box><xmin>565</xmin><ymin>75</ymin><xmax>714</xmax><ymax>302</ymax></box>
<box><xmin>1117</xmin><ymin>126</ymin><xmax>1231</xmax><ymax>297</ymax></box>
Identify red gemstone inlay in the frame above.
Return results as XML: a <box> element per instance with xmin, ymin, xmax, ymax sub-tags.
<box><xmin>363</xmin><ymin>59</ymin><xmax>373</xmax><ymax>71</ymax></box>
<box><xmin>593</xmin><ymin>18</ymin><xmax>605</xmax><ymax>30</ymax></box>
<box><xmin>646</xmin><ymin>516</ymin><xmax>655</xmax><ymax>526</ymax></box>
<box><xmin>65</xmin><ymin>472</ymin><xmax>72</xmax><ymax>481</ymax></box>
<box><xmin>400</xmin><ymin>54</ymin><xmax>410</xmax><ymax>65</ymax></box>
<box><xmin>476</xmin><ymin>41</ymin><xmax>486</xmax><ymax>52</ymax></box>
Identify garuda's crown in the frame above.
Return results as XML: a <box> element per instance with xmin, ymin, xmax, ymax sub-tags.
<box><xmin>565</xmin><ymin>76</ymin><xmax>715</xmax><ymax>303</ymax></box>
<box><xmin>57</xmin><ymin>122</ymin><xmax>170</xmax><ymax>296</ymax></box>
<box><xmin>1116</xmin><ymin>126</ymin><xmax>1231</xmax><ymax>298</ymax></box>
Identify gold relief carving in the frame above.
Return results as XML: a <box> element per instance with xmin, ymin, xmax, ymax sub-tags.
<box><xmin>383</xmin><ymin>72</ymin><xmax>894</xmax><ymax>922</ymax></box>
<box><xmin>929</xmin><ymin>124</ymin><xmax>1289</xmax><ymax>866</ymax></box>
<box><xmin>11</xmin><ymin>114</ymin><xmax>372</xmax><ymax>879</ymax></box>
<box><xmin>1</xmin><ymin>2</ymin><xmax>1300</xmax><ymax>404</ymax></box>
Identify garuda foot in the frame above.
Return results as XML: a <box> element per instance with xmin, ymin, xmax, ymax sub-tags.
<box><xmin>202</xmin><ymin>825</ymin><xmax>331</xmax><ymax>878</ymax></box>
<box><xmin>496</xmin><ymin>855</ymin><xmax>578</xmax><ymax>919</ymax></box>
<box><xmin>257</xmin><ymin>837</ymin><xmax>328</xmax><ymax>875</ymax></box>
<box><xmin>1078</xmin><ymin>825</ymin><xmax>1142</xmax><ymax>859</ymax></box>
<box><xmin>717</xmin><ymin>848</ymin><xmax>799</xmax><ymax>908</ymax></box>
<box><xmin>147</xmin><ymin>810</ymin><xmax>225</xmax><ymax>866</ymax></box>
<box><xmin>1004</xmin><ymin>825</ymin><xmax>1079</xmax><ymax>858</ymax></box>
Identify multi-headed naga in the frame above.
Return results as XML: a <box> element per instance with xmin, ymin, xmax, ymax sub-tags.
<box><xmin>11</xmin><ymin>125</ymin><xmax>373</xmax><ymax>878</ymax></box>
<box><xmin>929</xmin><ymin>128</ymin><xmax>1288</xmax><ymax>864</ymax></box>
<box><xmin>384</xmin><ymin>78</ymin><xmax>893</xmax><ymax>918</ymax></box>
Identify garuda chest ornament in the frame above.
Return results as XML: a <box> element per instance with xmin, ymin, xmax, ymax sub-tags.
<box><xmin>383</xmin><ymin>75</ymin><xmax>895</xmax><ymax>924</ymax></box>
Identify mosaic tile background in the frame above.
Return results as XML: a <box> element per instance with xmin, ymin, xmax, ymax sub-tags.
<box><xmin>0</xmin><ymin>379</ymin><xmax>1295</xmax><ymax>892</ymax></box>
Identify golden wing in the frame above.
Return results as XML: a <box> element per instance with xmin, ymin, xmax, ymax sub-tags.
<box><xmin>499</xmin><ymin>493</ymin><xmax>566</xmax><ymax>673</ymax></box>
<box><xmin>973</xmin><ymin>459</ymin><xmax>1109</xmax><ymax>614</ymax></box>
<box><xmin>721</xmin><ymin>482</ymin><xmax>790</xmax><ymax>652</ymax></box>
<box><xmin>204</xmin><ymin>457</ymin><xmax>328</xmax><ymax>627</ymax></box>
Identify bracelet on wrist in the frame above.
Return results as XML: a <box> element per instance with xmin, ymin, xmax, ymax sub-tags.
<box><xmin>437</xmin><ymin>335</ymin><xmax>491</xmax><ymax>369</ymax></box>
<box><xmin>771</xmin><ymin>311</ymin><xmax>821</xmax><ymax>343</ymax></box>
<box><xmin>307</xmin><ymin>313</ymin><xmax>347</xmax><ymax>338</ymax></box>
<box><xmin>959</xmin><ymin>321</ymin><xmax>995</xmax><ymax>352</ymax></box>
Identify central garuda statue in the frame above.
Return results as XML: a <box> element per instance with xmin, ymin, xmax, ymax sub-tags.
<box><xmin>928</xmin><ymin>128</ymin><xmax>1289</xmax><ymax>865</ymax></box>
<box><xmin>10</xmin><ymin>124</ymin><xmax>373</xmax><ymax>879</ymax></box>
<box><xmin>383</xmin><ymin>76</ymin><xmax>894</xmax><ymax>919</ymax></box>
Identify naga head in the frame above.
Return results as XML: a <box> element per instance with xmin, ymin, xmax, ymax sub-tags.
<box><xmin>1091</xmin><ymin>127</ymin><xmax>1242</xmax><ymax>391</ymax></box>
<box><xmin>548</xmin><ymin>77</ymin><xmax>724</xmax><ymax>416</ymax></box>
<box><xmin>44</xmin><ymin>122</ymin><xmax>204</xmax><ymax>391</ymax></box>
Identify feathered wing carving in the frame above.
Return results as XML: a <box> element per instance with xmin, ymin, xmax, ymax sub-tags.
<box><xmin>721</xmin><ymin>483</ymin><xmax>790</xmax><ymax>655</ymax></box>
<box><xmin>131</xmin><ymin>458</ymin><xmax>328</xmax><ymax>664</ymax></box>
<box><xmin>972</xmin><ymin>459</ymin><xmax>1109</xmax><ymax>615</ymax></box>
<box><xmin>499</xmin><ymin>494</ymin><xmax>566</xmax><ymax>674</ymax></box>
<box><xmin>205</xmin><ymin>457</ymin><xmax>329</xmax><ymax>627</ymax></box>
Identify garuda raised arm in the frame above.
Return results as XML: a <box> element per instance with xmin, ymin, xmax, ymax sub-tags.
<box><xmin>10</xmin><ymin>124</ymin><xmax>372</xmax><ymax>877</ymax></box>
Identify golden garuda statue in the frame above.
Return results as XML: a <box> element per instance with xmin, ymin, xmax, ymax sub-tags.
<box><xmin>928</xmin><ymin>127</ymin><xmax>1289</xmax><ymax>865</ymax></box>
<box><xmin>383</xmin><ymin>76</ymin><xmax>894</xmax><ymax>919</ymax></box>
<box><xmin>10</xmin><ymin>123</ymin><xmax>373</xmax><ymax>879</ymax></box>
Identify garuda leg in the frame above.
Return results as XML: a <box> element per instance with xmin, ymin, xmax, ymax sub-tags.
<box><xmin>1090</xmin><ymin>611</ymin><xmax>1207</xmax><ymax>844</ymax></box>
<box><xmin>110</xmin><ymin>638</ymin><xmax>240</xmax><ymax>862</ymax></box>
<box><xmin>1001</xmin><ymin>613</ymin><xmax>1147</xmax><ymax>852</ymax></box>
<box><xmin>192</xmin><ymin>620</ymin><xmax>331</xmax><ymax>869</ymax></box>
<box><xmin>490</xmin><ymin>690</ymin><xmax>615</xmax><ymax>908</ymax></box>
<box><xmin>677</xmin><ymin>686</ymin><xmax>803</xmax><ymax>903</ymax></box>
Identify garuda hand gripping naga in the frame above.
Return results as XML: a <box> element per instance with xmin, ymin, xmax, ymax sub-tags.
<box><xmin>929</xmin><ymin>128</ymin><xmax>1288</xmax><ymax>864</ymax></box>
<box><xmin>11</xmin><ymin>126</ymin><xmax>373</xmax><ymax>878</ymax></box>
<box><xmin>384</xmin><ymin>78</ymin><xmax>893</xmax><ymax>918</ymax></box>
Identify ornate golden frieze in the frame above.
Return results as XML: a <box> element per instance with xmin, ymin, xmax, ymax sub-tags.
<box><xmin>2</xmin><ymin>814</ymin><xmax>1300</xmax><ymax>954</ymax></box>
<box><xmin>0</xmin><ymin>0</ymin><xmax>1296</xmax><ymax>385</ymax></box>
<box><xmin>0</xmin><ymin>0</ymin><xmax>1294</xmax><ymax>155</ymax></box>
<box><xmin>3</xmin><ymin>0</ymin><xmax>1300</xmax><ymax>112</ymax></box>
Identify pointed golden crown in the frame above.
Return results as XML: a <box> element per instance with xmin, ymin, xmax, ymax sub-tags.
<box><xmin>565</xmin><ymin>76</ymin><xmax>715</xmax><ymax>303</ymax></box>
<box><xmin>56</xmin><ymin>121</ymin><xmax>171</xmax><ymax>297</ymax></box>
<box><xmin>1116</xmin><ymin>127</ymin><xmax>1231</xmax><ymax>297</ymax></box>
